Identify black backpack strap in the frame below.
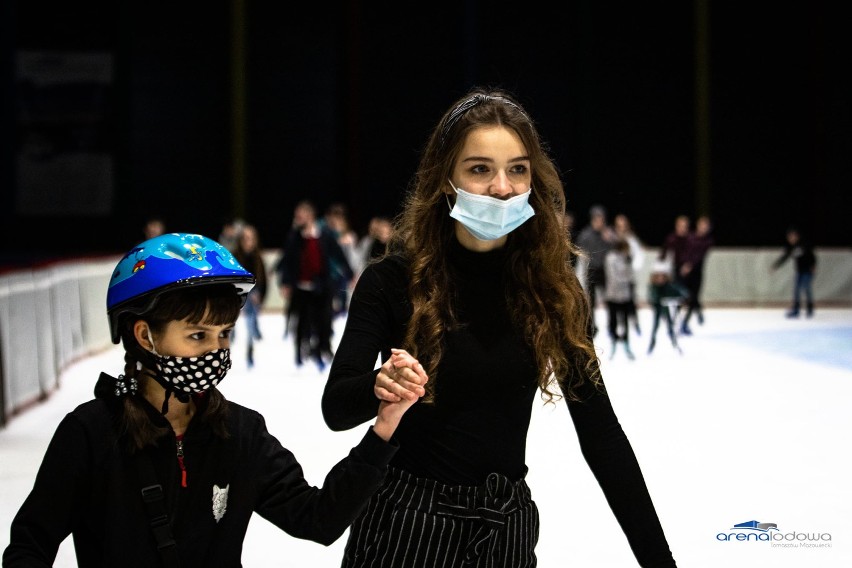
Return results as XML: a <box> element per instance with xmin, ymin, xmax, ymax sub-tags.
<box><xmin>136</xmin><ymin>453</ymin><xmax>182</xmax><ymax>568</ymax></box>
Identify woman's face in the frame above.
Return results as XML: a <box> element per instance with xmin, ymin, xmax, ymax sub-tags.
<box><xmin>148</xmin><ymin>316</ymin><xmax>234</xmax><ymax>358</ymax></box>
<box><xmin>446</xmin><ymin>125</ymin><xmax>532</xmax><ymax>250</ymax></box>
<box><xmin>449</xmin><ymin>125</ymin><xmax>531</xmax><ymax>198</ymax></box>
<box><xmin>240</xmin><ymin>227</ymin><xmax>257</xmax><ymax>250</ymax></box>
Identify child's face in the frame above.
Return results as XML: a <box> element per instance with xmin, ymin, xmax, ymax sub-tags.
<box><xmin>153</xmin><ymin>318</ymin><xmax>234</xmax><ymax>358</ymax></box>
<box><xmin>651</xmin><ymin>273</ymin><xmax>668</xmax><ymax>285</ymax></box>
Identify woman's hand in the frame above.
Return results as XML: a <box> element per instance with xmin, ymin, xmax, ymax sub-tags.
<box><xmin>375</xmin><ymin>348</ymin><xmax>428</xmax><ymax>402</ymax></box>
<box><xmin>373</xmin><ymin>349</ymin><xmax>429</xmax><ymax>440</ymax></box>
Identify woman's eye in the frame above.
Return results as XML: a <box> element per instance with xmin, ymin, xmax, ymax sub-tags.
<box><xmin>469</xmin><ymin>164</ymin><xmax>489</xmax><ymax>174</ymax></box>
<box><xmin>510</xmin><ymin>164</ymin><xmax>529</xmax><ymax>175</ymax></box>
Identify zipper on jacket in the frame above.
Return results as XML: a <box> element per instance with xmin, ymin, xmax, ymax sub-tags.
<box><xmin>176</xmin><ymin>435</ymin><xmax>187</xmax><ymax>488</ymax></box>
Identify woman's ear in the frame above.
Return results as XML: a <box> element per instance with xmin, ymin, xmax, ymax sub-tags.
<box><xmin>133</xmin><ymin>320</ymin><xmax>153</xmax><ymax>351</ymax></box>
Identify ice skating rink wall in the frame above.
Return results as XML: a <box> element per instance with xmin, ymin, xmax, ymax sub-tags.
<box><xmin>2</xmin><ymin>247</ymin><xmax>851</xmax><ymax>425</ymax></box>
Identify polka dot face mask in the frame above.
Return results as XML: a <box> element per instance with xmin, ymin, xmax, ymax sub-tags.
<box><xmin>152</xmin><ymin>348</ymin><xmax>232</xmax><ymax>396</ymax></box>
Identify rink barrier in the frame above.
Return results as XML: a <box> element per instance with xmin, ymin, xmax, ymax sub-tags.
<box><xmin>1</xmin><ymin>247</ymin><xmax>850</xmax><ymax>427</ymax></box>
<box><xmin>0</xmin><ymin>257</ymin><xmax>114</xmax><ymax>427</ymax></box>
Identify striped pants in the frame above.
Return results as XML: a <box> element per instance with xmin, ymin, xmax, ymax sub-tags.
<box><xmin>341</xmin><ymin>467</ymin><xmax>539</xmax><ymax>567</ymax></box>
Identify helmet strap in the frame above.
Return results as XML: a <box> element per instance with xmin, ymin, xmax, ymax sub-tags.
<box><xmin>161</xmin><ymin>389</ymin><xmax>172</xmax><ymax>415</ymax></box>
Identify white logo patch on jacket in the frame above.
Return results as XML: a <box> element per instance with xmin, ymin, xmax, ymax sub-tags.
<box><xmin>212</xmin><ymin>484</ymin><xmax>229</xmax><ymax>522</ymax></box>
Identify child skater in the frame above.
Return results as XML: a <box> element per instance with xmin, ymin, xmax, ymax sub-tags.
<box><xmin>3</xmin><ymin>232</ymin><xmax>425</xmax><ymax>568</ymax></box>
<box><xmin>604</xmin><ymin>237</ymin><xmax>636</xmax><ymax>359</ymax></box>
<box><xmin>647</xmin><ymin>261</ymin><xmax>690</xmax><ymax>354</ymax></box>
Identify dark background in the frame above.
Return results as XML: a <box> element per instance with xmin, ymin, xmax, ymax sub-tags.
<box><xmin>1</xmin><ymin>1</ymin><xmax>850</xmax><ymax>263</ymax></box>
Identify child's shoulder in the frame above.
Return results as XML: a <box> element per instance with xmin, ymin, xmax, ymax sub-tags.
<box><xmin>222</xmin><ymin>400</ymin><xmax>268</xmax><ymax>431</ymax></box>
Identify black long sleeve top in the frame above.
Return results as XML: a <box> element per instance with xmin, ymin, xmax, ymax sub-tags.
<box><xmin>322</xmin><ymin>237</ymin><xmax>676</xmax><ymax>566</ymax></box>
<box><xmin>3</xmin><ymin>375</ymin><xmax>398</xmax><ymax>568</ymax></box>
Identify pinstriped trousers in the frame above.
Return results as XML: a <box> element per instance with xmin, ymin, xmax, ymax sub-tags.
<box><xmin>341</xmin><ymin>467</ymin><xmax>539</xmax><ymax>567</ymax></box>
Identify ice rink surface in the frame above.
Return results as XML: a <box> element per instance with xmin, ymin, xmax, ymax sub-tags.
<box><xmin>2</xmin><ymin>308</ymin><xmax>850</xmax><ymax>567</ymax></box>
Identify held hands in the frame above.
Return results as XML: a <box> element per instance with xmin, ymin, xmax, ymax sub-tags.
<box><xmin>372</xmin><ymin>349</ymin><xmax>429</xmax><ymax>441</ymax></box>
<box><xmin>376</xmin><ymin>349</ymin><xmax>428</xmax><ymax>403</ymax></box>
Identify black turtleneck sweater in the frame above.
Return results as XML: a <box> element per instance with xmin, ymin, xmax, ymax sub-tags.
<box><xmin>323</xmin><ymin>237</ymin><xmax>677</xmax><ymax>566</ymax></box>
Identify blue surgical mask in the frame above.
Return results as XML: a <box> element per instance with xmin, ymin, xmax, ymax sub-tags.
<box><xmin>446</xmin><ymin>180</ymin><xmax>535</xmax><ymax>241</ymax></box>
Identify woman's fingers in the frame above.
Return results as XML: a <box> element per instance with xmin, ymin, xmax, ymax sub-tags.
<box><xmin>390</xmin><ymin>349</ymin><xmax>429</xmax><ymax>385</ymax></box>
<box><xmin>375</xmin><ymin>349</ymin><xmax>429</xmax><ymax>402</ymax></box>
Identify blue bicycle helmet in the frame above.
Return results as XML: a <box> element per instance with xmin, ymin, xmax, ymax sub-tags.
<box><xmin>107</xmin><ymin>232</ymin><xmax>256</xmax><ymax>343</ymax></box>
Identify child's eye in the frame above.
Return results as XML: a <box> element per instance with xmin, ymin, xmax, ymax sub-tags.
<box><xmin>190</xmin><ymin>332</ymin><xmax>205</xmax><ymax>341</ymax></box>
<box><xmin>221</xmin><ymin>328</ymin><xmax>234</xmax><ymax>339</ymax></box>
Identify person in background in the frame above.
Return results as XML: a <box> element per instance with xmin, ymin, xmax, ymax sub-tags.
<box><xmin>2</xmin><ymin>232</ymin><xmax>422</xmax><ymax>568</ymax></box>
<box><xmin>613</xmin><ymin>213</ymin><xmax>645</xmax><ymax>335</ymax></box>
<box><xmin>232</xmin><ymin>223</ymin><xmax>267</xmax><ymax>368</ymax></box>
<box><xmin>575</xmin><ymin>204</ymin><xmax>617</xmax><ymax>336</ymax></box>
<box><xmin>771</xmin><ymin>225</ymin><xmax>817</xmax><ymax>318</ymax></box>
<box><xmin>277</xmin><ymin>199</ymin><xmax>354</xmax><ymax>370</ymax></box>
<box><xmin>218</xmin><ymin>217</ymin><xmax>246</xmax><ymax>253</ymax></box>
<box><xmin>323</xmin><ymin>203</ymin><xmax>362</xmax><ymax>317</ymax></box>
<box><xmin>658</xmin><ymin>215</ymin><xmax>691</xmax><ymax>285</ymax></box>
<box><xmin>680</xmin><ymin>215</ymin><xmax>714</xmax><ymax>333</ymax></box>
<box><xmin>363</xmin><ymin>216</ymin><xmax>394</xmax><ymax>263</ymax></box>
<box><xmin>142</xmin><ymin>216</ymin><xmax>167</xmax><ymax>241</ymax></box>
<box><xmin>604</xmin><ymin>238</ymin><xmax>636</xmax><ymax>360</ymax></box>
<box><xmin>647</xmin><ymin>261</ymin><xmax>689</xmax><ymax>354</ymax></box>
<box><xmin>321</xmin><ymin>87</ymin><xmax>676</xmax><ymax>567</ymax></box>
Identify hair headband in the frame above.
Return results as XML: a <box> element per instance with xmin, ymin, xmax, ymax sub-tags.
<box><xmin>439</xmin><ymin>94</ymin><xmax>529</xmax><ymax>146</ymax></box>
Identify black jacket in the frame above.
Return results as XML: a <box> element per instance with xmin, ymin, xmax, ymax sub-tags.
<box><xmin>3</xmin><ymin>373</ymin><xmax>397</xmax><ymax>568</ymax></box>
<box><xmin>277</xmin><ymin>226</ymin><xmax>354</xmax><ymax>294</ymax></box>
<box><xmin>772</xmin><ymin>241</ymin><xmax>817</xmax><ymax>274</ymax></box>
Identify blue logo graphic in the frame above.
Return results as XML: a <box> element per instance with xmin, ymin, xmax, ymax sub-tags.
<box><xmin>732</xmin><ymin>520</ymin><xmax>778</xmax><ymax>532</ymax></box>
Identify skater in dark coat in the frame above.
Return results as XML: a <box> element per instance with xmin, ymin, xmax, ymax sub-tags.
<box><xmin>771</xmin><ymin>226</ymin><xmax>817</xmax><ymax>318</ymax></box>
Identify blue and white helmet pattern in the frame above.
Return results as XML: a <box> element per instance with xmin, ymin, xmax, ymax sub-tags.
<box><xmin>107</xmin><ymin>233</ymin><xmax>255</xmax><ymax>343</ymax></box>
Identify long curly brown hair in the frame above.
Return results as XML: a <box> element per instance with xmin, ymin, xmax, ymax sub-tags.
<box><xmin>388</xmin><ymin>87</ymin><xmax>601</xmax><ymax>403</ymax></box>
